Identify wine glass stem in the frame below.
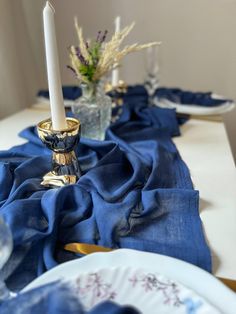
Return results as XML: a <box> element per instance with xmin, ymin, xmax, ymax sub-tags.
<box><xmin>0</xmin><ymin>271</ymin><xmax>16</xmax><ymax>303</ymax></box>
<box><xmin>0</xmin><ymin>279</ymin><xmax>10</xmax><ymax>302</ymax></box>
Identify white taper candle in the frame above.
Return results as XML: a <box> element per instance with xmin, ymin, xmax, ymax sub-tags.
<box><xmin>111</xmin><ymin>16</ymin><xmax>121</xmax><ymax>87</ymax></box>
<box><xmin>43</xmin><ymin>1</ymin><xmax>67</xmax><ymax>130</ymax></box>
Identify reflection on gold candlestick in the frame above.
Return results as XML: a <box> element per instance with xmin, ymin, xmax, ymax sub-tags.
<box><xmin>104</xmin><ymin>80</ymin><xmax>127</xmax><ymax>94</ymax></box>
<box><xmin>105</xmin><ymin>80</ymin><xmax>128</xmax><ymax>122</ymax></box>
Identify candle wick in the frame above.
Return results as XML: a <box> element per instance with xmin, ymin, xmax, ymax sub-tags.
<box><xmin>46</xmin><ymin>1</ymin><xmax>55</xmax><ymax>13</ymax></box>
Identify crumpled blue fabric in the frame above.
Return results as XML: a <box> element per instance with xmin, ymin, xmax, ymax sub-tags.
<box><xmin>0</xmin><ymin>98</ymin><xmax>211</xmax><ymax>292</ymax></box>
<box><xmin>0</xmin><ymin>281</ymin><xmax>139</xmax><ymax>314</ymax></box>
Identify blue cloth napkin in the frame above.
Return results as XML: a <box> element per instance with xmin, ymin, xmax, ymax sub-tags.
<box><xmin>0</xmin><ymin>281</ymin><xmax>139</xmax><ymax>314</ymax></box>
<box><xmin>0</xmin><ymin>99</ymin><xmax>211</xmax><ymax>292</ymax></box>
<box><xmin>38</xmin><ymin>86</ymin><xmax>82</xmax><ymax>101</ymax></box>
<box><xmin>37</xmin><ymin>85</ymin><xmax>147</xmax><ymax>101</ymax></box>
<box><xmin>156</xmin><ymin>87</ymin><xmax>231</xmax><ymax>106</ymax></box>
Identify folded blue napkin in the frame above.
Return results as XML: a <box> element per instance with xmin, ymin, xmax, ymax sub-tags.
<box><xmin>156</xmin><ymin>87</ymin><xmax>231</xmax><ymax>106</ymax></box>
<box><xmin>37</xmin><ymin>85</ymin><xmax>147</xmax><ymax>101</ymax></box>
<box><xmin>38</xmin><ymin>86</ymin><xmax>82</xmax><ymax>101</ymax></box>
<box><xmin>0</xmin><ymin>281</ymin><xmax>139</xmax><ymax>314</ymax></box>
<box><xmin>0</xmin><ymin>98</ymin><xmax>211</xmax><ymax>292</ymax></box>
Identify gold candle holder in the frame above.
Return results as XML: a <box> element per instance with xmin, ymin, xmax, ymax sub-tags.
<box><xmin>37</xmin><ymin>117</ymin><xmax>82</xmax><ymax>188</ymax></box>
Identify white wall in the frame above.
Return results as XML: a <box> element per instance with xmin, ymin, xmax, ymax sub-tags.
<box><xmin>8</xmin><ymin>0</ymin><xmax>236</xmax><ymax>160</ymax></box>
<box><xmin>0</xmin><ymin>0</ymin><xmax>39</xmax><ymax>118</ymax></box>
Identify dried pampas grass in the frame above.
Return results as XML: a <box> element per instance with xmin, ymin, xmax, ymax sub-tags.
<box><xmin>68</xmin><ymin>20</ymin><xmax>161</xmax><ymax>84</ymax></box>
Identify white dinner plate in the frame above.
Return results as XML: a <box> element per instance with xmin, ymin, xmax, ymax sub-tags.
<box><xmin>155</xmin><ymin>98</ymin><xmax>235</xmax><ymax>115</ymax></box>
<box><xmin>23</xmin><ymin>249</ymin><xmax>236</xmax><ymax>313</ymax></box>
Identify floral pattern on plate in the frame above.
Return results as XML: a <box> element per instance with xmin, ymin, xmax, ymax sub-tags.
<box><xmin>69</xmin><ymin>267</ymin><xmax>220</xmax><ymax>314</ymax></box>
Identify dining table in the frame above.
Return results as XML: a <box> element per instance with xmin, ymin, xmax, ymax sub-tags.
<box><xmin>0</xmin><ymin>101</ymin><xmax>236</xmax><ymax>285</ymax></box>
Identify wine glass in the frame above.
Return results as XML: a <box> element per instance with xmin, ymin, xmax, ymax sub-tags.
<box><xmin>144</xmin><ymin>45</ymin><xmax>161</xmax><ymax>105</ymax></box>
<box><xmin>0</xmin><ymin>216</ymin><xmax>13</xmax><ymax>302</ymax></box>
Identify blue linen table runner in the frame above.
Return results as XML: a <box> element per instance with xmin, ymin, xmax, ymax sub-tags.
<box><xmin>0</xmin><ymin>92</ymin><xmax>211</xmax><ymax>292</ymax></box>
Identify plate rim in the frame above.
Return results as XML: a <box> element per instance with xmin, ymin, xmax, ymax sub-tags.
<box><xmin>156</xmin><ymin>98</ymin><xmax>235</xmax><ymax>115</ymax></box>
<box><xmin>23</xmin><ymin>249</ymin><xmax>236</xmax><ymax>313</ymax></box>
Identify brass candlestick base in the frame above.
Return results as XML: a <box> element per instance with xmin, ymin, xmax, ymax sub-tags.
<box><xmin>37</xmin><ymin>117</ymin><xmax>82</xmax><ymax>188</ymax></box>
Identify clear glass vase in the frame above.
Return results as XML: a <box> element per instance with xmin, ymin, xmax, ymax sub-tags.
<box><xmin>72</xmin><ymin>82</ymin><xmax>112</xmax><ymax>140</ymax></box>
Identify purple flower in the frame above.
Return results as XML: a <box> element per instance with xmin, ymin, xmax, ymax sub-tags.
<box><xmin>75</xmin><ymin>46</ymin><xmax>88</xmax><ymax>65</ymax></box>
<box><xmin>96</xmin><ymin>31</ymin><xmax>102</xmax><ymax>42</ymax></box>
<box><xmin>100</xmin><ymin>30</ymin><xmax>108</xmax><ymax>43</ymax></box>
<box><xmin>67</xmin><ymin>65</ymin><xmax>76</xmax><ymax>74</ymax></box>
